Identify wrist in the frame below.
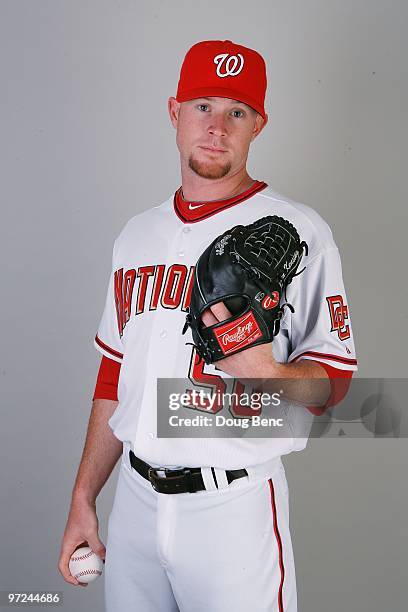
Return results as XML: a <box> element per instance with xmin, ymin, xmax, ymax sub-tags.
<box><xmin>71</xmin><ymin>486</ymin><xmax>97</xmax><ymax>507</ymax></box>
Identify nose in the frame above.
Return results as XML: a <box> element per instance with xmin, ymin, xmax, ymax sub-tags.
<box><xmin>208</xmin><ymin>113</ymin><xmax>228</xmax><ymax>138</ymax></box>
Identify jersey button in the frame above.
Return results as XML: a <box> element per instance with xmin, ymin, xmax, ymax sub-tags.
<box><xmin>148</xmin><ymin>432</ymin><xmax>155</xmax><ymax>439</ymax></box>
<box><xmin>178</xmin><ymin>250</ymin><xmax>185</xmax><ymax>258</ymax></box>
<box><xmin>160</xmin><ymin>330</ymin><xmax>167</xmax><ymax>339</ymax></box>
<box><xmin>183</xmin><ymin>226</ymin><xmax>191</xmax><ymax>234</ymax></box>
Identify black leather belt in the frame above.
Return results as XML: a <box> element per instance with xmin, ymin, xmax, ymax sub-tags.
<box><xmin>129</xmin><ymin>450</ymin><xmax>248</xmax><ymax>494</ymax></box>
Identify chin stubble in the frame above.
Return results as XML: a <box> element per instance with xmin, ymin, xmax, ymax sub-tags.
<box><xmin>188</xmin><ymin>155</ymin><xmax>232</xmax><ymax>180</ymax></box>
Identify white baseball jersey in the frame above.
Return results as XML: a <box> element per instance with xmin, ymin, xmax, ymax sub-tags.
<box><xmin>94</xmin><ymin>181</ymin><xmax>357</xmax><ymax>470</ymax></box>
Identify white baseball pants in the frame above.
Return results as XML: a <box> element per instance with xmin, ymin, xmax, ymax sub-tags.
<box><xmin>104</xmin><ymin>449</ymin><xmax>297</xmax><ymax>612</ymax></box>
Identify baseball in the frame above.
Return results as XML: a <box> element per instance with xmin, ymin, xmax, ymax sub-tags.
<box><xmin>69</xmin><ymin>546</ymin><xmax>103</xmax><ymax>584</ymax></box>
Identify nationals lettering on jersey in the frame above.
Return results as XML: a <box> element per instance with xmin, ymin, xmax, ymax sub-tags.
<box><xmin>114</xmin><ymin>264</ymin><xmax>194</xmax><ymax>337</ymax></box>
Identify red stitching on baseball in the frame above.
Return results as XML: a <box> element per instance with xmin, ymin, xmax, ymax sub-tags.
<box><xmin>71</xmin><ymin>551</ymin><xmax>93</xmax><ymax>562</ymax></box>
<box><xmin>75</xmin><ymin>569</ymin><xmax>102</xmax><ymax>577</ymax></box>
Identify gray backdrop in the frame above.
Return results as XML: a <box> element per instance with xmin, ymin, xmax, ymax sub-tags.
<box><xmin>1</xmin><ymin>1</ymin><xmax>407</xmax><ymax>610</ymax></box>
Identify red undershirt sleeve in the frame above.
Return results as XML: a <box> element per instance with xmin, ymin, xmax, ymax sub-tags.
<box><xmin>306</xmin><ymin>360</ymin><xmax>354</xmax><ymax>416</ymax></box>
<box><xmin>93</xmin><ymin>355</ymin><xmax>121</xmax><ymax>401</ymax></box>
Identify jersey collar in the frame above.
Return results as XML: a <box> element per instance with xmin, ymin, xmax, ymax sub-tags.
<box><xmin>173</xmin><ymin>180</ymin><xmax>268</xmax><ymax>223</ymax></box>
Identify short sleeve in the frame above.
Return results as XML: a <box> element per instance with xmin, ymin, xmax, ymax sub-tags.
<box><xmin>94</xmin><ymin>240</ymin><xmax>124</xmax><ymax>363</ymax></box>
<box><xmin>286</xmin><ymin>247</ymin><xmax>358</xmax><ymax>371</ymax></box>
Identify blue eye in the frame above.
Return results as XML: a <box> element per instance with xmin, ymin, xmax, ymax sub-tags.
<box><xmin>232</xmin><ymin>110</ymin><xmax>244</xmax><ymax>118</ymax></box>
<box><xmin>198</xmin><ymin>104</ymin><xmax>209</xmax><ymax>112</ymax></box>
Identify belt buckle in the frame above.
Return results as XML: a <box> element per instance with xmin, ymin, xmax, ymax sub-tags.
<box><xmin>147</xmin><ymin>466</ymin><xmax>197</xmax><ymax>493</ymax></box>
<box><xmin>148</xmin><ymin>466</ymin><xmax>168</xmax><ymax>491</ymax></box>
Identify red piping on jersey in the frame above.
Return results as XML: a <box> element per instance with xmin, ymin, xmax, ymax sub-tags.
<box><xmin>173</xmin><ymin>180</ymin><xmax>268</xmax><ymax>223</ymax></box>
<box><xmin>290</xmin><ymin>350</ymin><xmax>357</xmax><ymax>367</ymax></box>
<box><xmin>94</xmin><ymin>335</ymin><xmax>124</xmax><ymax>360</ymax></box>
<box><xmin>268</xmin><ymin>478</ymin><xmax>285</xmax><ymax>612</ymax></box>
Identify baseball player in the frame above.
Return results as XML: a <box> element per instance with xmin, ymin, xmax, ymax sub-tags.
<box><xmin>59</xmin><ymin>40</ymin><xmax>358</xmax><ymax>611</ymax></box>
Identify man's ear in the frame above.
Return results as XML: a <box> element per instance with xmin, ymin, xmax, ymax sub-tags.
<box><xmin>168</xmin><ymin>97</ymin><xmax>181</xmax><ymax>129</ymax></box>
<box><xmin>251</xmin><ymin>112</ymin><xmax>268</xmax><ymax>141</ymax></box>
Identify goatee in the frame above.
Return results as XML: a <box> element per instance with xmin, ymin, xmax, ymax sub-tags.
<box><xmin>188</xmin><ymin>155</ymin><xmax>231</xmax><ymax>180</ymax></box>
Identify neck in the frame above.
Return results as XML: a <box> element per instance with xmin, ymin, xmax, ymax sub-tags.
<box><xmin>180</xmin><ymin>162</ymin><xmax>255</xmax><ymax>202</ymax></box>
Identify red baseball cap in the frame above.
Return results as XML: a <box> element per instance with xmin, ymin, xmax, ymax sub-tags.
<box><xmin>176</xmin><ymin>40</ymin><xmax>268</xmax><ymax>120</ymax></box>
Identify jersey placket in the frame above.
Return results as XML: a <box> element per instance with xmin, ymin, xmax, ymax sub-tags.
<box><xmin>135</xmin><ymin>223</ymin><xmax>195</xmax><ymax>451</ymax></box>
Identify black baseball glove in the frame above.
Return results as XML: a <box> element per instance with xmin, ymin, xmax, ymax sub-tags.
<box><xmin>182</xmin><ymin>215</ymin><xmax>308</xmax><ymax>364</ymax></box>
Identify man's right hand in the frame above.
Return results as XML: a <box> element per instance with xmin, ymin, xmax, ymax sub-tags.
<box><xmin>58</xmin><ymin>497</ymin><xmax>106</xmax><ymax>587</ymax></box>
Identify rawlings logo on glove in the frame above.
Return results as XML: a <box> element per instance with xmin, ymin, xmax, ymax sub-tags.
<box><xmin>214</xmin><ymin>312</ymin><xmax>262</xmax><ymax>355</ymax></box>
<box><xmin>182</xmin><ymin>215</ymin><xmax>308</xmax><ymax>364</ymax></box>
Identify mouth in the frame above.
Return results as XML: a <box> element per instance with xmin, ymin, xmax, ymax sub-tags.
<box><xmin>199</xmin><ymin>146</ymin><xmax>228</xmax><ymax>153</ymax></box>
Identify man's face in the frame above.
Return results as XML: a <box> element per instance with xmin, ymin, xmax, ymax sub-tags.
<box><xmin>168</xmin><ymin>97</ymin><xmax>266</xmax><ymax>180</ymax></box>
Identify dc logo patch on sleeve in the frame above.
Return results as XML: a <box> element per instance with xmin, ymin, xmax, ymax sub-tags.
<box><xmin>326</xmin><ymin>295</ymin><xmax>351</xmax><ymax>340</ymax></box>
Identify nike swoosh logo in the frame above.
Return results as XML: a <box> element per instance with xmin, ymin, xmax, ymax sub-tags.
<box><xmin>188</xmin><ymin>203</ymin><xmax>207</xmax><ymax>210</ymax></box>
